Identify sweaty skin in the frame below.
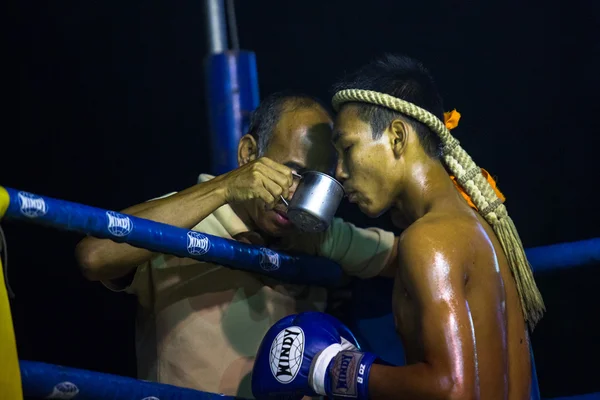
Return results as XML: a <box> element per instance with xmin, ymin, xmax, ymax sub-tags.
<box><xmin>334</xmin><ymin>105</ymin><xmax>530</xmax><ymax>399</ymax></box>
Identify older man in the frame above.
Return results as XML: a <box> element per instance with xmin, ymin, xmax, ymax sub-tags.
<box><xmin>75</xmin><ymin>92</ymin><xmax>398</xmax><ymax>398</ymax></box>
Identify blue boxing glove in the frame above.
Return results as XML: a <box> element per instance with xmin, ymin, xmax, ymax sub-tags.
<box><xmin>252</xmin><ymin>312</ymin><xmax>378</xmax><ymax>400</ymax></box>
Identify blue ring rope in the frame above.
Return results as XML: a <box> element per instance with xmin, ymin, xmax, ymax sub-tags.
<box><xmin>2</xmin><ymin>187</ymin><xmax>343</xmax><ymax>286</ymax></box>
<box><xmin>20</xmin><ymin>360</ymin><xmax>246</xmax><ymax>400</ymax></box>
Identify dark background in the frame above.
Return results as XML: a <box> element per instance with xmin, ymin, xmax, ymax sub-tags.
<box><xmin>4</xmin><ymin>0</ymin><xmax>600</xmax><ymax>398</ymax></box>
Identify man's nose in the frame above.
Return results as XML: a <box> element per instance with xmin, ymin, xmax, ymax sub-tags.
<box><xmin>335</xmin><ymin>159</ymin><xmax>349</xmax><ymax>183</ymax></box>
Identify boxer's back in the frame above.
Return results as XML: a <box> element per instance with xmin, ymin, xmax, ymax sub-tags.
<box><xmin>469</xmin><ymin>211</ymin><xmax>531</xmax><ymax>399</ymax></box>
<box><xmin>393</xmin><ymin>208</ymin><xmax>531</xmax><ymax>399</ymax></box>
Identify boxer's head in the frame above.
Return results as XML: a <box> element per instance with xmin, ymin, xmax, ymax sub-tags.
<box><xmin>331</xmin><ymin>54</ymin><xmax>445</xmax><ymax>218</ymax></box>
<box><xmin>331</xmin><ymin>55</ymin><xmax>546</xmax><ymax>329</ymax></box>
<box><xmin>237</xmin><ymin>93</ymin><xmax>336</xmax><ymax>237</ymax></box>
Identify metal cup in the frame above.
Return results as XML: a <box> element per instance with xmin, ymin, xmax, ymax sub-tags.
<box><xmin>282</xmin><ymin>171</ymin><xmax>345</xmax><ymax>233</ymax></box>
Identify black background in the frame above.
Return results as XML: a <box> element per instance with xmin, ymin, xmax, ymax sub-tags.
<box><xmin>4</xmin><ymin>0</ymin><xmax>600</xmax><ymax>398</ymax></box>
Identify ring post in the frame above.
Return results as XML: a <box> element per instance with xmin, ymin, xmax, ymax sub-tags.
<box><xmin>0</xmin><ymin>187</ymin><xmax>24</xmax><ymax>400</ymax></box>
<box><xmin>204</xmin><ymin>0</ymin><xmax>260</xmax><ymax>175</ymax></box>
<box><xmin>205</xmin><ymin>51</ymin><xmax>260</xmax><ymax>175</ymax></box>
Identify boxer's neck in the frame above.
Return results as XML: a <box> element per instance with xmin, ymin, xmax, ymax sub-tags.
<box><xmin>392</xmin><ymin>158</ymin><xmax>460</xmax><ymax>227</ymax></box>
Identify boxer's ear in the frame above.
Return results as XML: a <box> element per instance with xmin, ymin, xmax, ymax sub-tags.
<box><xmin>388</xmin><ymin>119</ymin><xmax>409</xmax><ymax>158</ymax></box>
<box><xmin>238</xmin><ymin>134</ymin><xmax>259</xmax><ymax>166</ymax></box>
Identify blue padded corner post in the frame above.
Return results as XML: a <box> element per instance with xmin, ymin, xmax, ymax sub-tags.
<box><xmin>205</xmin><ymin>51</ymin><xmax>260</xmax><ymax>176</ymax></box>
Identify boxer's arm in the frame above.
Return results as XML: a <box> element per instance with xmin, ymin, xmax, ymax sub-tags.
<box><xmin>75</xmin><ymin>177</ymin><xmax>229</xmax><ymax>281</ymax></box>
<box><xmin>377</xmin><ymin>237</ymin><xmax>400</xmax><ymax>278</ymax></box>
<box><xmin>368</xmin><ymin>224</ymin><xmax>478</xmax><ymax>400</ymax></box>
<box><xmin>306</xmin><ymin>218</ymin><xmax>398</xmax><ymax>279</ymax></box>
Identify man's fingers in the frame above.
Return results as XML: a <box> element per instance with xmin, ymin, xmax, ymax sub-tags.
<box><xmin>258</xmin><ymin>158</ymin><xmax>293</xmax><ymax>186</ymax></box>
<box><xmin>262</xmin><ymin>178</ymin><xmax>288</xmax><ymax>202</ymax></box>
<box><xmin>255</xmin><ymin>164</ymin><xmax>292</xmax><ymax>194</ymax></box>
<box><xmin>256</xmin><ymin>187</ymin><xmax>276</xmax><ymax>209</ymax></box>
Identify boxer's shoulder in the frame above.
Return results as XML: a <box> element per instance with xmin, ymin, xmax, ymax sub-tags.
<box><xmin>396</xmin><ymin>213</ymin><xmax>477</xmax><ymax>278</ymax></box>
<box><xmin>403</xmin><ymin>208</ymin><xmax>489</xmax><ymax>244</ymax></box>
<box><xmin>400</xmin><ymin>212</ymin><xmax>473</xmax><ymax>248</ymax></box>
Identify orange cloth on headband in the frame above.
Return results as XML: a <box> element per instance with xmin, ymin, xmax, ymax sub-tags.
<box><xmin>444</xmin><ymin>110</ymin><xmax>506</xmax><ymax>211</ymax></box>
<box><xmin>444</xmin><ymin>109</ymin><xmax>462</xmax><ymax>130</ymax></box>
<box><xmin>449</xmin><ymin>169</ymin><xmax>505</xmax><ymax>210</ymax></box>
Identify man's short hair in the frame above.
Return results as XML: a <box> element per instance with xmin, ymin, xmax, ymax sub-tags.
<box><xmin>247</xmin><ymin>92</ymin><xmax>333</xmax><ymax>156</ymax></box>
<box><xmin>332</xmin><ymin>54</ymin><xmax>445</xmax><ymax>158</ymax></box>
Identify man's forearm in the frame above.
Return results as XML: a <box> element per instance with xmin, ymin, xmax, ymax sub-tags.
<box><xmin>368</xmin><ymin>363</ymin><xmax>468</xmax><ymax>400</ymax></box>
<box><xmin>75</xmin><ymin>176</ymin><xmax>229</xmax><ymax>281</ymax></box>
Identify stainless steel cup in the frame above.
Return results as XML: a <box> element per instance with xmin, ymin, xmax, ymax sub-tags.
<box><xmin>284</xmin><ymin>171</ymin><xmax>345</xmax><ymax>233</ymax></box>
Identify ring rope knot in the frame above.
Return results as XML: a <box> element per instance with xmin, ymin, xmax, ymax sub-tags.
<box><xmin>331</xmin><ymin>89</ymin><xmax>545</xmax><ymax>330</ymax></box>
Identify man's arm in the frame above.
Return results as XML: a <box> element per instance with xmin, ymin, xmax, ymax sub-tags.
<box><xmin>75</xmin><ymin>176</ymin><xmax>229</xmax><ymax>281</ymax></box>
<box><xmin>75</xmin><ymin>157</ymin><xmax>294</xmax><ymax>282</ymax></box>
<box><xmin>368</xmin><ymin>223</ymin><xmax>478</xmax><ymax>400</ymax></box>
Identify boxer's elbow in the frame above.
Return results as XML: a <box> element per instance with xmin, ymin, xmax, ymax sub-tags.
<box><xmin>442</xmin><ymin>375</ymin><xmax>478</xmax><ymax>400</ymax></box>
<box><xmin>429</xmin><ymin>368</ymin><xmax>477</xmax><ymax>400</ymax></box>
<box><xmin>446</xmin><ymin>385</ymin><xmax>477</xmax><ymax>400</ymax></box>
<box><xmin>371</xmin><ymin>363</ymin><xmax>477</xmax><ymax>400</ymax></box>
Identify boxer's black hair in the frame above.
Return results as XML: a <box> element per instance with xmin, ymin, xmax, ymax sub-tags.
<box><xmin>247</xmin><ymin>92</ymin><xmax>333</xmax><ymax>156</ymax></box>
<box><xmin>332</xmin><ymin>54</ymin><xmax>444</xmax><ymax>158</ymax></box>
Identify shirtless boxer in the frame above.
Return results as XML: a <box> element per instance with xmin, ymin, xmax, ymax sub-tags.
<box><xmin>251</xmin><ymin>55</ymin><xmax>545</xmax><ymax>399</ymax></box>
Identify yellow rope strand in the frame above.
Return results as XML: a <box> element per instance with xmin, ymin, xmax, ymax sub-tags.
<box><xmin>332</xmin><ymin>89</ymin><xmax>545</xmax><ymax>329</ymax></box>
